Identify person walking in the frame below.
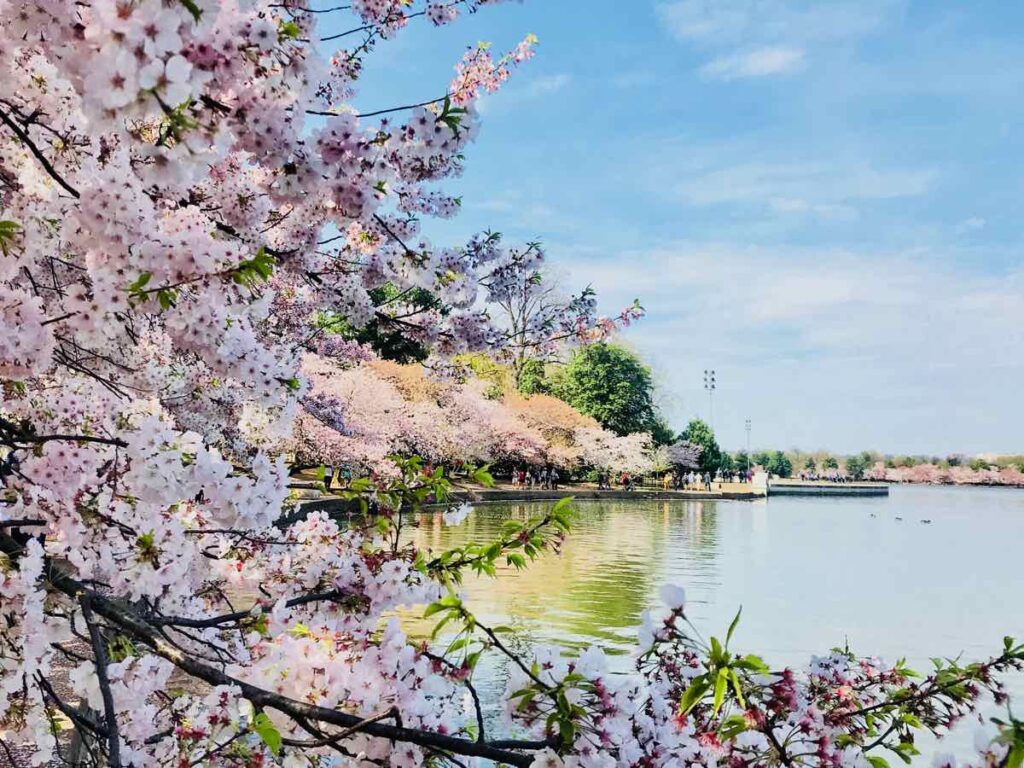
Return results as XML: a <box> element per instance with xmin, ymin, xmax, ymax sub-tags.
<box><xmin>539</xmin><ymin>467</ymin><xmax>549</xmax><ymax>490</ymax></box>
<box><xmin>550</xmin><ymin>467</ymin><xmax>559</xmax><ymax>490</ymax></box>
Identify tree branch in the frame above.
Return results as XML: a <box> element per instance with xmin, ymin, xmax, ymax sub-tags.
<box><xmin>0</xmin><ymin>532</ymin><xmax>541</xmax><ymax>767</ymax></box>
<box><xmin>0</xmin><ymin>106</ymin><xmax>80</xmax><ymax>198</ymax></box>
<box><xmin>80</xmin><ymin>595</ymin><xmax>121</xmax><ymax>767</ymax></box>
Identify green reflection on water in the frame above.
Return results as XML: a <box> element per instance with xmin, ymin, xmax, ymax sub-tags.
<box><xmin>406</xmin><ymin>499</ymin><xmax>720</xmax><ymax>654</ymax></box>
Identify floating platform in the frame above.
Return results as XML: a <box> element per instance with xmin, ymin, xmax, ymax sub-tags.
<box><xmin>768</xmin><ymin>482</ymin><xmax>889</xmax><ymax>497</ymax></box>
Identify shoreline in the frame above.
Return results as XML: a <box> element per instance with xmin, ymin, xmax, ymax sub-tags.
<box><xmin>296</xmin><ymin>486</ymin><xmax>766</xmax><ymax>514</ymax></box>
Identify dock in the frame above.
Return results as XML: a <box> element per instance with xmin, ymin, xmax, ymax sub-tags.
<box><xmin>768</xmin><ymin>481</ymin><xmax>889</xmax><ymax>497</ymax></box>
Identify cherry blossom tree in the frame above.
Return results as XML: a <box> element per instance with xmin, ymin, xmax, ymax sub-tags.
<box><xmin>572</xmin><ymin>427</ymin><xmax>656</xmax><ymax>476</ymax></box>
<box><xmin>1</xmin><ymin>1</ymin><xmax>1022</xmax><ymax>767</ymax></box>
<box><xmin>483</xmin><ymin>255</ymin><xmax>645</xmax><ymax>390</ymax></box>
<box><xmin>664</xmin><ymin>440</ymin><xmax>703</xmax><ymax>472</ymax></box>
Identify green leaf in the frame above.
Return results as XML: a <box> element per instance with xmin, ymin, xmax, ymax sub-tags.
<box><xmin>868</xmin><ymin>757</ymin><xmax>890</xmax><ymax>768</ymax></box>
<box><xmin>726</xmin><ymin>606</ymin><xmax>742</xmax><ymax>646</ymax></box>
<box><xmin>178</xmin><ymin>0</ymin><xmax>202</xmax><ymax>21</ymax></box>
<box><xmin>734</xmin><ymin>654</ymin><xmax>770</xmax><ymax>673</ymax></box>
<box><xmin>279</xmin><ymin>20</ymin><xmax>301</xmax><ymax>39</ymax></box>
<box><xmin>157</xmin><ymin>288</ymin><xmax>178</xmax><ymax>310</ymax></box>
<box><xmin>231</xmin><ymin>247</ymin><xmax>277</xmax><ymax>289</ymax></box>
<box><xmin>252</xmin><ymin>712</ymin><xmax>282</xmax><ymax>755</ymax></box>
<box><xmin>678</xmin><ymin>676</ymin><xmax>709</xmax><ymax>714</ymax></box>
<box><xmin>729</xmin><ymin>668</ymin><xmax>746</xmax><ymax>709</ymax></box>
<box><xmin>126</xmin><ymin>272</ymin><xmax>152</xmax><ymax>294</ymax></box>
<box><xmin>710</xmin><ymin>636</ymin><xmax>725</xmax><ymax>665</ymax></box>
<box><xmin>552</xmin><ymin>496</ymin><xmax>575</xmax><ymax>515</ymax></box>
<box><xmin>424</xmin><ymin>601</ymin><xmax>451</xmax><ymax>619</ymax></box>
<box><xmin>712</xmin><ymin>667</ymin><xmax>728</xmax><ymax>714</ymax></box>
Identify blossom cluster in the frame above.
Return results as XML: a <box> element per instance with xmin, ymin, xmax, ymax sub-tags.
<box><xmin>502</xmin><ymin>590</ymin><xmax>1024</xmax><ymax>768</ymax></box>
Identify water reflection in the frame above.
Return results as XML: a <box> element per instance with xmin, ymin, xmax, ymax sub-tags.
<box><xmin>410</xmin><ymin>499</ymin><xmax>720</xmax><ymax>652</ymax></box>
<box><xmin>404</xmin><ymin>487</ymin><xmax>1024</xmax><ymax>759</ymax></box>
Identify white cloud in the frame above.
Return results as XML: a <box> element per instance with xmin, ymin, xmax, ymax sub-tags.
<box><xmin>672</xmin><ymin>161</ymin><xmax>935</xmax><ymax>212</ymax></box>
<box><xmin>525</xmin><ymin>73</ymin><xmax>572</xmax><ymax>96</ymax></box>
<box><xmin>955</xmin><ymin>216</ymin><xmax>986</xmax><ymax>234</ymax></box>
<box><xmin>657</xmin><ymin>0</ymin><xmax>897</xmax><ymax>45</ymax></box>
<box><xmin>480</xmin><ymin>73</ymin><xmax>572</xmax><ymax>114</ymax></box>
<box><xmin>558</xmin><ymin>242</ymin><xmax>1024</xmax><ymax>453</ymax></box>
<box><xmin>700</xmin><ymin>46</ymin><xmax>805</xmax><ymax>80</ymax></box>
<box><xmin>657</xmin><ymin>0</ymin><xmax>901</xmax><ymax>80</ymax></box>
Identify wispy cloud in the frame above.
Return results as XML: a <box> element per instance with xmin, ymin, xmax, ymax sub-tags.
<box><xmin>524</xmin><ymin>73</ymin><xmax>573</xmax><ymax>96</ymax></box>
<box><xmin>699</xmin><ymin>46</ymin><xmax>805</xmax><ymax>80</ymax></box>
<box><xmin>955</xmin><ymin>216</ymin><xmax>986</xmax><ymax>234</ymax></box>
<box><xmin>479</xmin><ymin>72</ymin><xmax>572</xmax><ymax>114</ymax></box>
<box><xmin>672</xmin><ymin>161</ymin><xmax>935</xmax><ymax>215</ymax></box>
<box><xmin>657</xmin><ymin>0</ymin><xmax>897</xmax><ymax>45</ymax></box>
<box><xmin>657</xmin><ymin>0</ymin><xmax>901</xmax><ymax>79</ymax></box>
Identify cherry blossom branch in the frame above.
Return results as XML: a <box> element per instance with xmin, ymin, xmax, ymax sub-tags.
<box><xmin>80</xmin><ymin>595</ymin><xmax>122</xmax><ymax>767</ymax></box>
<box><xmin>0</xmin><ymin>530</ymin><xmax>541</xmax><ymax>766</ymax></box>
<box><xmin>307</xmin><ymin>95</ymin><xmax>447</xmax><ymax>119</ymax></box>
<box><xmin>151</xmin><ymin>588</ymin><xmax>357</xmax><ymax>628</ymax></box>
<box><xmin>0</xmin><ymin>106</ymin><xmax>80</xmax><ymax>198</ymax></box>
<box><xmin>269</xmin><ymin>3</ymin><xmax>351</xmax><ymax>13</ymax></box>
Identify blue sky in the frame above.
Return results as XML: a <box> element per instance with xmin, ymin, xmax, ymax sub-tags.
<box><xmin>331</xmin><ymin>1</ymin><xmax>1024</xmax><ymax>455</ymax></box>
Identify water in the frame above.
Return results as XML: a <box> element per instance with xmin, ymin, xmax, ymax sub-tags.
<box><xmin>407</xmin><ymin>485</ymin><xmax>1024</xmax><ymax>759</ymax></box>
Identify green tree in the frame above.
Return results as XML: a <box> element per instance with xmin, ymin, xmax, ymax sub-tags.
<box><xmin>516</xmin><ymin>359</ymin><xmax>549</xmax><ymax>395</ymax></box>
<box><xmin>650</xmin><ymin>415</ymin><xmax>676</xmax><ymax>447</ymax></box>
<box><xmin>803</xmin><ymin>457</ymin><xmax>817</xmax><ymax>472</ymax></box>
<box><xmin>753</xmin><ymin>451</ymin><xmax>773</xmax><ymax>469</ymax></box>
<box><xmin>822</xmin><ymin>456</ymin><xmax>839</xmax><ymax>470</ymax></box>
<box><xmin>719</xmin><ymin>451</ymin><xmax>736</xmax><ymax>475</ymax></box>
<box><xmin>318</xmin><ymin>284</ymin><xmax>437</xmax><ymax>363</ymax></box>
<box><xmin>733</xmin><ymin>450</ymin><xmax>751</xmax><ymax>473</ymax></box>
<box><xmin>969</xmin><ymin>457</ymin><xmax>990</xmax><ymax>472</ymax></box>
<box><xmin>845</xmin><ymin>454</ymin><xmax>868</xmax><ymax>480</ymax></box>
<box><xmin>552</xmin><ymin>343</ymin><xmax>659</xmax><ymax>436</ymax></box>
<box><xmin>680</xmin><ymin>418</ymin><xmax>722</xmax><ymax>475</ymax></box>
<box><xmin>768</xmin><ymin>451</ymin><xmax>793</xmax><ymax>478</ymax></box>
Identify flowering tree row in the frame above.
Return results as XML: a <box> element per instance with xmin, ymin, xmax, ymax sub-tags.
<box><xmin>0</xmin><ymin>1</ymin><xmax>1022</xmax><ymax>767</ymax></box>
<box><xmin>291</xmin><ymin>356</ymin><xmax>658</xmax><ymax>475</ymax></box>
<box><xmin>866</xmin><ymin>463</ymin><xmax>1024</xmax><ymax>487</ymax></box>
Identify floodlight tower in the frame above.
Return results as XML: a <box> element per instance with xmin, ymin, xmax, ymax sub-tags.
<box><xmin>703</xmin><ymin>369</ymin><xmax>716</xmax><ymax>430</ymax></box>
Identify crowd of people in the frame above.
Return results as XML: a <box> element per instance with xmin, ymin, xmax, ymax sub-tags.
<box><xmin>799</xmin><ymin>471</ymin><xmax>851</xmax><ymax>482</ymax></box>
<box><xmin>511</xmin><ymin>466</ymin><xmax>563</xmax><ymax>490</ymax></box>
<box><xmin>506</xmin><ymin>467</ymin><xmax>761</xmax><ymax>492</ymax></box>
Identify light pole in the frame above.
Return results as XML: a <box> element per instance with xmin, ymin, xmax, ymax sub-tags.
<box><xmin>744</xmin><ymin>418</ymin><xmax>751</xmax><ymax>475</ymax></box>
<box><xmin>703</xmin><ymin>369</ymin><xmax>716</xmax><ymax>430</ymax></box>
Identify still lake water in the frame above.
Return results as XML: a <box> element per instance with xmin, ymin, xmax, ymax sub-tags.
<box><xmin>408</xmin><ymin>485</ymin><xmax>1024</xmax><ymax>759</ymax></box>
